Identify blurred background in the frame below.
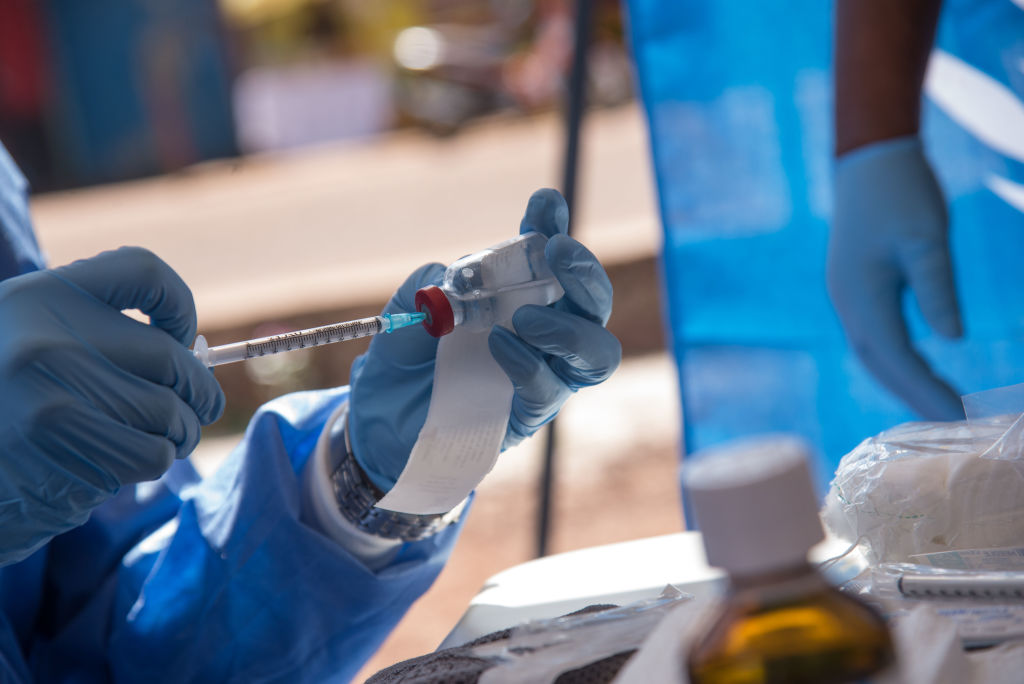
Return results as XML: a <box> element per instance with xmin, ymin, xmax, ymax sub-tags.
<box><xmin>5</xmin><ymin>0</ymin><xmax>1023</xmax><ymax>679</ymax></box>
<box><xmin>0</xmin><ymin>0</ymin><xmax>681</xmax><ymax>678</ymax></box>
<box><xmin>0</xmin><ymin>0</ymin><xmax>631</xmax><ymax>190</ymax></box>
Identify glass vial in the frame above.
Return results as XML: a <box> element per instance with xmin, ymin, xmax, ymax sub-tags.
<box><xmin>682</xmin><ymin>436</ymin><xmax>895</xmax><ymax>684</ymax></box>
<box><xmin>415</xmin><ymin>231</ymin><xmax>563</xmax><ymax>337</ymax></box>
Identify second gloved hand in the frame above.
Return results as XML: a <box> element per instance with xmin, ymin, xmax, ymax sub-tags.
<box><xmin>349</xmin><ymin>189</ymin><xmax>621</xmax><ymax>492</ymax></box>
<box><xmin>0</xmin><ymin>247</ymin><xmax>224</xmax><ymax>564</ymax></box>
<box><xmin>827</xmin><ymin>136</ymin><xmax>963</xmax><ymax>420</ymax></box>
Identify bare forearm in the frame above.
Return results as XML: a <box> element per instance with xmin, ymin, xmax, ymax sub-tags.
<box><xmin>834</xmin><ymin>0</ymin><xmax>943</xmax><ymax>156</ymax></box>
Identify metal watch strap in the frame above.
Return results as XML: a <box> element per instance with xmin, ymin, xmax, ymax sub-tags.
<box><xmin>330</xmin><ymin>435</ymin><xmax>453</xmax><ymax>541</ymax></box>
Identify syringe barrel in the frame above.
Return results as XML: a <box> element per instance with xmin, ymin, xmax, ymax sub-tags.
<box><xmin>416</xmin><ymin>231</ymin><xmax>564</xmax><ymax>337</ymax></box>
<box><xmin>194</xmin><ymin>316</ymin><xmax>389</xmax><ymax>367</ymax></box>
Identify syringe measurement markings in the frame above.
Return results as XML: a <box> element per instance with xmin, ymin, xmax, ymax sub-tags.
<box><xmin>245</xmin><ymin>319</ymin><xmax>383</xmax><ymax>359</ymax></box>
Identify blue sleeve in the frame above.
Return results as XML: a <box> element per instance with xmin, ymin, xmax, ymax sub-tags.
<box><xmin>0</xmin><ymin>142</ymin><xmax>46</xmax><ymax>277</ymax></box>
<box><xmin>1</xmin><ymin>388</ymin><xmax>463</xmax><ymax>683</ymax></box>
<box><xmin>0</xmin><ymin>143</ymin><xmax>46</xmax><ymax>681</ymax></box>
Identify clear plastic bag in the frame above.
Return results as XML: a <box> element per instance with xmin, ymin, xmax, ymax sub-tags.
<box><xmin>822</xmin><ymin>383</ymin><xmax>1024</xmax><ymax>565</ymax></box>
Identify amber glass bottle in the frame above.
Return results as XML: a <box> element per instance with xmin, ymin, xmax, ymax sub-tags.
<box><xmin>682</xmin><ymin>436</ymin><xmax>895</xmax><ymax>684</ymax></box>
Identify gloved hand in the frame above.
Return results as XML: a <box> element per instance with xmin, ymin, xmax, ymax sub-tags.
<box><xmin>349</xmin><ymin>188</ymin><xmax>621</xmax><ymax>491</ymax></box>
<box><xmin>827</xmin><ymin>135</ymin><xmax>963</xmax><ymax>420</ymax></box>
<box><xmin>0</xmin><ymin>247</ymin><xmax>225</xmax><ymax>564</ymax></box>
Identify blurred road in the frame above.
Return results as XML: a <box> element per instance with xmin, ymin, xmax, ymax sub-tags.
<box><xmin>30</xmin><ymin>103</ymin><xmax>660</xmax><ymax>330</ymax></box>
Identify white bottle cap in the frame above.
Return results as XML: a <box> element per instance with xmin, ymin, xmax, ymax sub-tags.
<box><xmin>683</xmin><ymin>435</ymin><xmax>824</xmax><ymax>577</ymax></box>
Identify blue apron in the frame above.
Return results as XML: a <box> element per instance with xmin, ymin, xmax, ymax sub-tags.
<box><xmin>625</xmin><ymin>0</ymin><xmax>1024</xmax><ymax>492</ymax></box>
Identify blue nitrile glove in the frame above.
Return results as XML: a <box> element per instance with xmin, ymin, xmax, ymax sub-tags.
<box><xmin>827</xmin><ymin>136</ymin><xmax>963</xmax><ymax>420</ymax></box>
<box><xmin>349</xmin><ymin>188</ymin><xmax>621</xmax><ymax>491</ymax></box>
<box><xmin>0</xmin><ymin>247</ymin><xmax>225</xmax><ymax>564</ymax></box>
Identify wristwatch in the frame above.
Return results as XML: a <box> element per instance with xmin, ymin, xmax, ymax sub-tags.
<box><xmin>329</xmin><ymin>411</ymin><xmax>462</xmax><ymax>541</ymax></box>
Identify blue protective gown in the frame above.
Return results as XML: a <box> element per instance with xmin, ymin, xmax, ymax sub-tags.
<box><xmin>0</xmin><ymin>143</ymin><xmax>463</xmax><ymax>683</ymax></box>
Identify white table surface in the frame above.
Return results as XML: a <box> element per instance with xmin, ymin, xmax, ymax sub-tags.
<box><xmin>440</xmin><ymin>531</ymin><xmax>862</xmax><ymax>649</ymax></box>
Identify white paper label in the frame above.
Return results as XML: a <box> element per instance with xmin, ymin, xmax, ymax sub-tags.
<box><xmin>375</xmin><ymin>326</ymin><xmax>513</xmax><ymax>514</ymax></box>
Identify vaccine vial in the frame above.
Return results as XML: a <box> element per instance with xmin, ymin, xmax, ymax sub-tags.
<box><xmin>415</xmin><ymin>231</ymin><xmax>563</xmax><ymax>337</ymax></box>
<box><xmin>683</xmin><ymin>436</ymin><xmax>895</xmax><ymax>684</ymax></box>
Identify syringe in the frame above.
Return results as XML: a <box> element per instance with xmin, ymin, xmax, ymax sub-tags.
<box><xmin>192</xmin><ymin>312</ymin><xmax>426</xmax><ymax>367</ymax></box>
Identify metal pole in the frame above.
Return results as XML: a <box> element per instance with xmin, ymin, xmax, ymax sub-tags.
<box><xmin>536</xmin><ymin>0</ymin><xmax>595</xmax><ymax>559</ymax></box>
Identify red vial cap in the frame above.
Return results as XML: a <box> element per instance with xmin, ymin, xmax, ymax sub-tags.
<box><xmin>414</xmin><ymin>285</ymin><xmax>455</xmax><ymax>337</ymax></box>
